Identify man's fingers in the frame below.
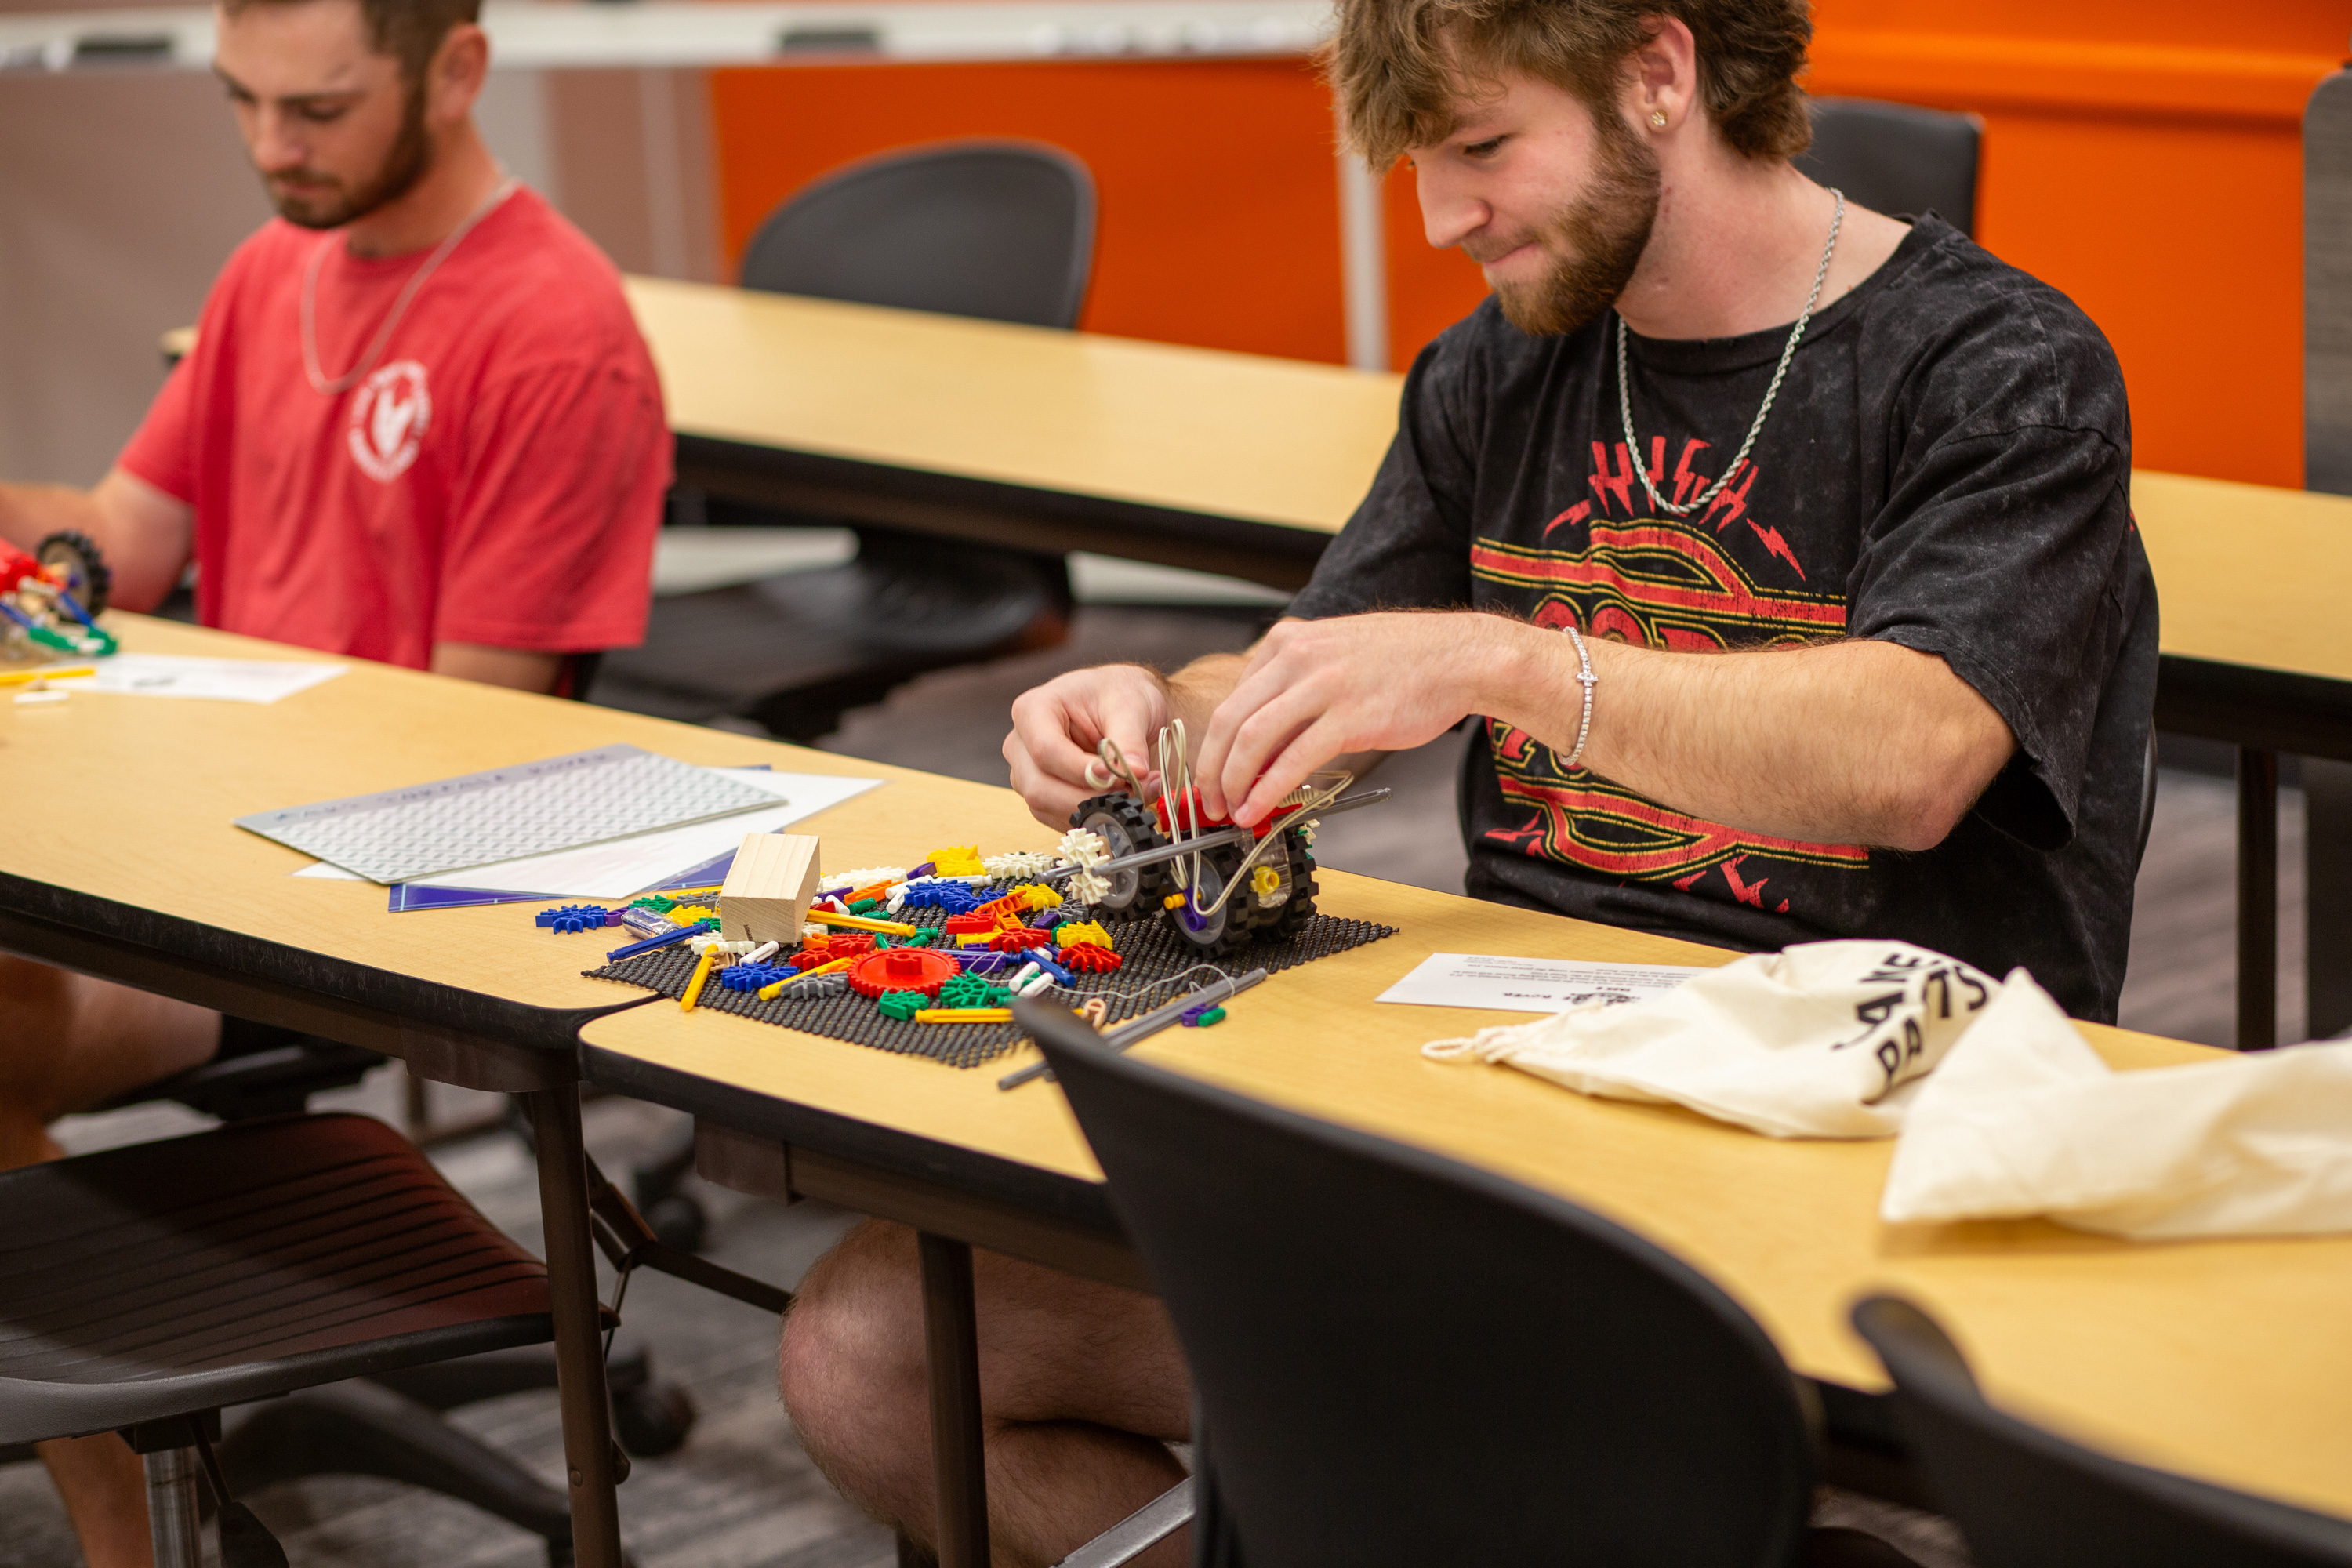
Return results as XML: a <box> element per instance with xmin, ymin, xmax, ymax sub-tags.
<box><xmin>1236</xmin><ymin>719</ymin><xmax>1347</xmax><ymax>824</ymax></box>
<box><xmin>1194</xmin><ymin>648</ymin><xmax>1305</xmax><ymax>816</ymax></box>
<box><xmin>1218</xmin><ymin>692</ymin><xmax>1326</xmax><ymax>825</ymax></box>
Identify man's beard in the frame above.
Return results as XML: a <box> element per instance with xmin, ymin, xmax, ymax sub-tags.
<box><xmin>267</xmin><ymin>78</ymin><xmax>432</xmax><ymax>230</ymax></box>
<box><xmin>1482</xmin><ymin>111</ymin><xmax>1661</xmax><ymax>337</ymax></box>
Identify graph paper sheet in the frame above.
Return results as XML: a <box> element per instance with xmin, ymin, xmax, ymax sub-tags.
<box><xmin>236</xmin><ymin>744</ymin><xmax>781</xmax><ymax>884</ymax></box>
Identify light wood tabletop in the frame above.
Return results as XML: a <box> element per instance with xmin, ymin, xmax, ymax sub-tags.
<box><xmin>626</xmin><ymin>275</ymin><xmax>1403</xmax><ymax>537</ymax></box>
<box><xmin>2132</xmin><ymin>469</ymin><xmax>2352</xmax><ymax>686</ymax></box>
<box><xmin>0</xmin><ymin>614</ymin><xmax>1039</xmax><ymax>1029</ymax></box>
<box><xmin>582</xmin><ymin>833</ymin><xmax>2352</xmax><ymax>1523</ymax></box>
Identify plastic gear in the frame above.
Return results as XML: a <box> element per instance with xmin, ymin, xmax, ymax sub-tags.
<box><xmin>877</xmin><ymin>989</ymin><xmax>931</xmax><ymax>1022</ymax></box>
<box><xmin>990</xmin><ymin>927</ymin><xmax>1051</xmax><ymax>952</ymax></box>
<box><xmin>535</xmin><ymin>904</ymin><xmax>612</xmax><ymax>935</ymax></box>
<box><xmin>985</xmin><ymin>851</ymin><xmax>1060</xmax><ymax>880</ymax></box>
<box><xmin>848</xmin><ymin>946</ymin><xmax>960</xmax><ymax>1000</ymax></box>
<box><xmin>775</xmin><ymin>972</ymin><xmax>848</xmax><ymax>1000</ymax></box>
<box><xmin>34</xmin><ymin>530</ymin><xmax>111</xmax><ymax>618</ymax></box>
<box><xmin>1059</xmin><ymin>942</ymin><xmax>1123</xmax><ymax>973</ymax></box>
<box><xmin>1066</xmin><ymin>796</ymin><xmax>1171</xmax><ymax>914</ymax></box>
<box><xmin>938</xmin><ymin>972</ymin><xmax>1011</xmax><ymax>1010</ymax></box>
<box><xmin>719</xmin><ymin>962</ymin><xmax>792</xmax><ymax>993</ymax></box>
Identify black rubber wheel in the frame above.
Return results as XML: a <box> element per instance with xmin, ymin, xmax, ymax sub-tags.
<box><xmin>1253</xmin><ymin>829</ymin><xmax>1321</xmax><ymax>942</ymax></box>
<box><xmin>612</xmin><ymin>1380</ymin><xmax>698</xmax><ymax>1457</ymax></box>
<box><xmin>644</xmin><ymin>1192</ymin><xmax>707</xmax><ymax>1254</ymax></box>
<box><xmin>1069</xmin><ymin>792</ymin><xmax>1170</xmax><ymax>914</ymax></box>
<box><xmin>34</xmin><ymin>530</ymin><xmax>109</xmax><ymax>617</ymax></box>
<box><xmin>1164</xmin><ymin>828</ymin><xmax>1319</xmax><ymax>957</ymax></box>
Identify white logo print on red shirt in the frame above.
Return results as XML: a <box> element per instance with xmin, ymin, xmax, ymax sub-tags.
<box><xmin>349</xmin><ymin>360</ymin><xmax>431</xmax><ymax>481</ymax></box>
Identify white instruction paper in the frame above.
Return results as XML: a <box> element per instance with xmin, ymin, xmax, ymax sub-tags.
<box><xmin>291</xmin><ymin>768</ymin><xmax>883</xmax><ymax>898</ymax></box>
<box><xmin>1378</xmin><ymin>952</ymin><xmax>1708</xmax><ymax>1014</ymax></box>
<box><xmin>91</xmin><ymin>652</ymin><xmax>347</xmax><ymax>703</ymax></box>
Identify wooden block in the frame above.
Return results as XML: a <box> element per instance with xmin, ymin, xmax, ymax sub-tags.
<box><xmin>719</xmin><ymin>833</ymin><xmax>821</xmax><ymax>946</ymax></box>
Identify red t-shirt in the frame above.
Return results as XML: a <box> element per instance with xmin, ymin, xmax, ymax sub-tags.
<box><xmin>120</xmin><ymin>186</ymin><xmax>670</xmax><ymax>669</ymax></box>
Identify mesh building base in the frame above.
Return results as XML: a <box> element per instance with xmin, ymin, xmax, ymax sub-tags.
<box><xmin>585</xmin><ymin>902</ymin><xmax>1398</xmax><ymax>1069</ymax></box>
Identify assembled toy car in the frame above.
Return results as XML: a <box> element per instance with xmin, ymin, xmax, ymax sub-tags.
<box><xmin>1068</xmin><ymin>723</ymin><xmax>1382</xmax><ymax>959</ymax></box>
<box><xmin>0</xmin><ymin>530</ymin><xmax>114</xmax><ymax>659</ymax></box>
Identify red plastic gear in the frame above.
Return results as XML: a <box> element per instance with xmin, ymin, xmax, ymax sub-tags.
<box><xmin>1059</xmin><ymin>942</ymin><xmax>1123</xmax><ymax>973</ymax></box>
<box><xmin>813</xmin><ymin>932</ymin><xmax>876</xmax><ymax>960</ymax></box>
<box><xmin>990</xmin><ymin>927</ymin><xmax>1051</xmax><ymax>953</ymax></box>
<box><xmin>848</xmin><ymin>946</ymin><xmax>961</xmax><ymax>1000</ymax></box>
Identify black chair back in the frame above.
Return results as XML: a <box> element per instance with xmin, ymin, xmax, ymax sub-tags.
<box><xmin>1797</xmin><ymin>98</ymin><xmax>1980</xmax><ymax>238</ymax></box>
<box><xmin>1024</xmin><ymin>1001</ymin><xmax>1820</xmax><ymax>1568</ymax></box>
<box><xmin>1852</xmin><ymin>1296</ymin><xmax>2352</xmax><ymax>1567</ymax></box>
<box><xmin>739</xmin><ymin>140</ymin><xmax>1096</xmax><ymax>328</ymax></box>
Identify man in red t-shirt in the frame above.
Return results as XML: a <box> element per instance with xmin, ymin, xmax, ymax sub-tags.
<box><xmin>0</xmin><ymin>0</ymin><xmax>669</xmax><ymax>1555</ymax></box>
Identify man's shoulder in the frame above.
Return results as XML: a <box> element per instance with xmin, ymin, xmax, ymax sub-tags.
<box><xmin>1858</xmin><ymin>216</ymin><xmax>2125</xmax><ymax>430</ymax></box>
<box><xmin>462</xmin><ymin>190</ymin><xmax>651</xmax><ymax>367</ymax></box>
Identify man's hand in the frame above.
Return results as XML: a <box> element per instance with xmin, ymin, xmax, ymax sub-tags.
<box><xmin>1195</xmin><ymin>612</ymin><xmax>1510</xmax><ymax>824</ymax></box>
<box><xmin>430</xmin><ymin>642</ymin><xmax>567</xmax><ymax>694</ymax></box>
<box><xmin>1004</xmin><ymin>664</ymin><xmax>1176</xmax><ymax>829</ymax></box>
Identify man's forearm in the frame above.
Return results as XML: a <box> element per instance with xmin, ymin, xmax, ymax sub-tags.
<box><xmin>0</xmin><ymin>483</ymin><xmax>102</xmax><ymax>554</ymax></box>
<box><xmin>1483</xmin><ymin>625</ymin><xmax>2014</xmax><ymax>851</ymax></box>
<box><xmin>1161</xmin><ymin>652</ymin><xmax>1247</xmax><ymax>738</ymax></box>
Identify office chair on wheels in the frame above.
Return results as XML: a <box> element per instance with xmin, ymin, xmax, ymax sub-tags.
<box><xmin>593</xmin><ymin>139</ymin><xmax>1099</xmax><ymax>741</ymax></box>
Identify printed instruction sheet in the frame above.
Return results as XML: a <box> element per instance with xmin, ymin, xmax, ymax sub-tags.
<box><xmin>1377</xmin><ymin>953</ymin><xmax>1708</xmax><ymax>1014</ymax></box>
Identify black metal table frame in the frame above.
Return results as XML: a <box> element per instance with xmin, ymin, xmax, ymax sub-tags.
<box><xmin>0</xmin><ymin>884</ymin><xmax>646</xmax><ymax>1568</ymax></box>
<box><xmin>682</xmin><ymin>439</ymin><xmax>2352</xmax><ymax>1053</ymax></box>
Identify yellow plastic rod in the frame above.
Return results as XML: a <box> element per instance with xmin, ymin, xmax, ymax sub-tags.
<box><xmin>680</xmin><ymin>949</ymin><xmax>717</xmax><ymax>1012</ymax></box>
<box><xmin>915</xmin><ymin>1008</ymin><xmax>1014</xmax><ymax>1024</ymax></box>
<box><xmin>758</xmin><ymin>955</ymin><xmax>855</xmax><ymax>1000</ymax></box>
<box><xmin>807</xmin><ymin>909</ymin><xmax>920</xmax><ymax>935</ymax></box>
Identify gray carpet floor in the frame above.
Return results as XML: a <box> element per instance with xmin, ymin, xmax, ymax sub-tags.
<box><xmin>0</xmin><ymin>601</ymin><xmax>2295</xmax><ymax>1568</ymax></box>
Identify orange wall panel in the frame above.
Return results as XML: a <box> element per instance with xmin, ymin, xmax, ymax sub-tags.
<box><xmin>708</xmin><ymin>58</ymin><xmax>1348</xmax><ymax>363</ymax></box>
<box><xmin>705</xmin><ymin>5</ymin><xmax>2347</xmax><ymax>485</ymax></box>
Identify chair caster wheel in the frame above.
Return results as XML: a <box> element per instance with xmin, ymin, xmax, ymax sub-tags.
<box><xmin>643</xmin><ymin>1192</ymin><xmax>707</xmax><ymax>1253</ymax></box>
<box><xmin>612</xmin><ymin>1380</ymin><xmax>698</xmax><ymax>1457</ymax></box>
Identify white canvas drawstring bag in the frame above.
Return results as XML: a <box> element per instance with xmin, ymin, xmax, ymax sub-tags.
<box><xmin>1881</xmin><ymin>974</ymin><xmax>2352</xmax><ymax>1238</ymax></box>
<box><xmin>1422</xmin><ymin>940</ymin><xmax>2003</xmax><ymax>1139</ymax></box>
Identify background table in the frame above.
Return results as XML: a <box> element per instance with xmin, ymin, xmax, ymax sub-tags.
<box><xmin>0</xmin><ymin>613</ymin><xmax>946</xmax><ymax>1566</ymax></box>
<box><xmin>577</xmin><ymin>769</ymin><xmax>2352</xmax><ymax>1548</ymax></box>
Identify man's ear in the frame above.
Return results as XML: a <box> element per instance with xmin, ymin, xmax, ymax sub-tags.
<box><xmin>1621</xmin><ymin>16</ymin><xmax>1697</xmax><ymax>136</ymax></box>
<box><xmin>424</xmin><ymin>21</ymin><xmax>488</xmax><ymax>125</ymax></box>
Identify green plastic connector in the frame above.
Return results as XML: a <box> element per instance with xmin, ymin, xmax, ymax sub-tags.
<box><xmin>1194</xmin><ymin>1007</ymin><xmax>1227</xmax><ymax>1027</ymax></box>
<box><xmin>630</xmin><ymin>895</ymin><xmax>677</xmax><ymax>913</ymax></box>
<box><xmin>877</xmin><ymin>989</ymin><xmax>928</xmax><ymax>1022</ymax></box>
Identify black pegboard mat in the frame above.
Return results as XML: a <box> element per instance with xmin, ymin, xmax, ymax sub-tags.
<box><xmin>584</xmin><ymin>901</ymin><xmax>1398</xmax><ymax>1069</ymax></box>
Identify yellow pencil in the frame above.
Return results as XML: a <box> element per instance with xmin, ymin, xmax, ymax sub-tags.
<box><xmin>0</xmin><ymin>665</ymin><xmax>95</xmax><ymax>688</ymax></box>
<box><xmin>680</xmin><ymin>950</ymin><xmax>717</xmax><ymax>1012</ymax></box>
<box><xmin>807</xmin><ymin>909</ymin><xmax>920</xmax><ymax>935</ymax></box>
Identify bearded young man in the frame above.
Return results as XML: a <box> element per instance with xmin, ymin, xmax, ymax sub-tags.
<box><xmin>780</xmin><ymin>1</ymin><xmax>2154</xmax><ymax>1563</ymax></box>
<box><xmin>0</xmin><ymin>2</ymin><xmax>666</xmax><ymax>1558</ymax></box>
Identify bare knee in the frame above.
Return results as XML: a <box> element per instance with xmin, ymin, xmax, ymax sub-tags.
<box><xmin>779</xmin><ymin>1221</ymin><xmax>932</xmax><ymax>1507</ymax></box>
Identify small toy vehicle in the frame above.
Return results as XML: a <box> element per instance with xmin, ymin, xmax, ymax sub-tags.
<box><xmin>0</xmin><ymin>530</ymin><xmax>114</xmax><ymax>659</ymax></box>
<box><xmin>1069</xmin><ymin>723</ymin><xmax>1381</xmax><ymax>959</ymax></box>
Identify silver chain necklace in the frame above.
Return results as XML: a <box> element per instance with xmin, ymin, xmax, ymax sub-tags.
<box><xmin>1615</xmin><ymin>187</ymin><xmax>1844</xmax><ymax>517</ymax></box>
<box><xmin>301</xmin><ymin>175</ymin><xmax>519</xmax><ymax>396</ymax></box>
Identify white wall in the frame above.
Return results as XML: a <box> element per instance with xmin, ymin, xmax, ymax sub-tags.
<box><xmin>0</xmin><ymin>59</ymin><xmax>715</xmax><ymax>485</ymax></box>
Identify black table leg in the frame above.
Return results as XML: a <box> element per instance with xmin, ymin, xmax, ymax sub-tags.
<box><xmin>2238</xmin><ymin>746</ymin><xmax>2280</xmax><ymax>1051</ymax></box>
<box><xmin>527</xmin><ymin>1083</ymin><xmax>626</xmax><ymax>1568</ymax></box>
<box><xmin>2308</xmin><ymin>759</ymin><xmax>2352</xmax><ymax>1040</ymax></box>
<box><xmin>918</xmin><ymin>1231</ymin><xmax>990</xmax><ymax>1568</ymax></box>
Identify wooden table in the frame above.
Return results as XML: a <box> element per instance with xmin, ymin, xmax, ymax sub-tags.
<box><xmin>0</xmin><ymin>613</ymin><xmax>937</xmax><ymax>1567</ymax></box>
<box><xmin>625</xmin><ymin>275</ymin><xmax>1396</xmax><ymax>591</ymax></box>
<box><xmin>2132</xmin><ymin>472</ymin><xmax>2352</xmax><ymax>1048</ymax></box>
<box><xmin>578</xmin><ymin>772</ymin><xmax>2352</xmax><ymax>1563</ymax></box>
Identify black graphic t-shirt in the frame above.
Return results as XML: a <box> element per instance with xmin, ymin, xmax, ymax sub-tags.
<box><xmin>1290</xmin><ymin>216</ymin><xmax>2157</xmax><ymax>1021</ymax></box>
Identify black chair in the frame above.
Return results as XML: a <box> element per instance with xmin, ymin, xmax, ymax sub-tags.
<box><xmin>1797</xmin><ymin>98</ymin><xmax>1981</xmax><ymax>238</ymax></box>
<box><xmin>1022</xmin><ymin>1000</ymin><xmax>1920</xmax><ymax>1567</ymax></box>
<box><xmin>0</xmin><ymin>1114</ymin><xmax>561</xmax><ymax>1567</ymax></box>
<box><xmin>1852</xmin><ymin>1296</ymin><xmax>2352</xmax><ymax>1568</ymax></box>
<box><xmin>9</xmin><ymin>1021</ymin><xmax>717</xmax><ymax>1562</ymax></box>
<box><xmin>597</xmin><ymin>140</ymin><xmax>1098</xmax><ymax>742</ymax></box>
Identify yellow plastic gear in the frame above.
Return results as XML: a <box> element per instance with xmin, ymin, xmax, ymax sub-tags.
<box><xmin>667</xmin><ymin>903</ymin><xmax>720</xmax><ymax>926</ymax></box>
<box><xmin>1011</xmin><ymin>882</ymin><xmax>1064</xmax><ymax>911</ymax></box>
<box><xmin>1054</xmin><ymin>920</ymin><xmax>1112</xmax><ymax>950</ymax></box>
<box><xmin>927</xmin><ymin>844</ymin><xmax>985</xmax><ymax>877</ymax></box>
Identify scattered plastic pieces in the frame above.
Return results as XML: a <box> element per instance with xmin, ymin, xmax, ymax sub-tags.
<box><xmin>1061</xmin><ymin>942</ymin><xmax>1123</xmax><ymax>973</ymax></box>
<box><xmin>535</xmin><ymin>904</ymin><xmax>613</xmax><ymax>935</ymax></box>
<box><xmin>1183</xmin><ymin>1005</ymin><xmax>1228</xmax><ymax>1028</ymax></box>
<box><xmin>719</xmin><ymin>961</ymin><xmax>792</xmax><ymax>993</ymax></box>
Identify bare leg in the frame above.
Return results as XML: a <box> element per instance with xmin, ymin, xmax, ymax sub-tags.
<box><xmin>780</xmin><ymin>1220</ymin><xmax>1192</xmax><ymax>1568</ymax></box>
<box><xmin>1</xmin><ymin>955</ymin><xmax>221</xmax><ymax>1568</ymax></box>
